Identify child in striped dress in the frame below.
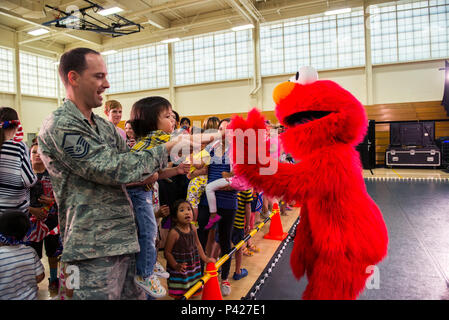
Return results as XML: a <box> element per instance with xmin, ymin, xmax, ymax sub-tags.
<box><xmin>164</xmin><ymin>200</ymin><xmax>215</xmax><ymax>299</ymax></box>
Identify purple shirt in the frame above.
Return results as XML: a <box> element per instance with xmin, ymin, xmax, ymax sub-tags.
<box><xmin>116</xmin><ymin>126</ymin><xmax>127</xmax><ymax>141</ymax></box>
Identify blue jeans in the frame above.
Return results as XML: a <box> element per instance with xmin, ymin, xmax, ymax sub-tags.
<box><xmin>127</xmin><ymin>187</ymin><xmax>157</xmax><ymax>278</ymax></box>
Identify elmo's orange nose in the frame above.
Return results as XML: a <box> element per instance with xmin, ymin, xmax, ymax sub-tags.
<box><xmin>273</xmin><ymin>81</ymin><xmax>296</xmax><ymax>105</ymax></box>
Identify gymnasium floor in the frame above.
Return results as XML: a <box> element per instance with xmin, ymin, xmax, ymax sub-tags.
<box><xmin>37</xmin><ymin>168</ymin><xmax>449</xmax><ymax>300</ymax></box>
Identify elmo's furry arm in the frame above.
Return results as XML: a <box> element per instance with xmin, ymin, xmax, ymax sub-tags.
<box><xmin>229</xmin><ymin>108</ymin><xmax>311</xmax><ymax>203</ymax></box>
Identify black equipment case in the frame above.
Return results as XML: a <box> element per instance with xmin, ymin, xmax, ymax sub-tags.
<box><xmin>386</xmin><ymin>146</ymin><xmax>441</xmax><ymax>167</ymax></box>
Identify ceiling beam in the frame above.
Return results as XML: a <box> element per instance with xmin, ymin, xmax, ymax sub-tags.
<box><xmin>145</xmin><ymin>12</ymin><xmax>170</xmax><ymax>29</ymax></box>
<box><xmin>239</xmin><ymin>0</ymin><xmax>264</xmax><ymax>23</ymax></box>
<box><xmin>225</xmin><ymin>0</ymin><xmax>254</xmax><ymax>24</ymax></box>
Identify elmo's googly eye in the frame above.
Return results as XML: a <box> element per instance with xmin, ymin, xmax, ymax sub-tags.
<box><xmin>289</xmin><ymin>66</ymin><xmax>318</xmax><ymax>85</ymax></box>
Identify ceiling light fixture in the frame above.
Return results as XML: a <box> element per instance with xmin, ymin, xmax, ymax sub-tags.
<box><xmin>231</xmin><ymin>24</ymin><xmax>255</xmax><ymax>31</ymax></box>
<box><xmin>161</xmin><ymin>38</ymin><xmax>180</xmax><ymax>44</ymax></box>
<box><xmin>324</xmin><ymin>8</ymin><xmax>352</xmax><ymax>16</ymax></box>
<box><xmin>27</xmin><ymin>28</ymin><xmax>50</xmax><ymax>36</ymax></box>
<box><xmin>97</xmin><ymin>6</ymin><xmax>123</xmax><ymax>16</ymax></box>
<box><xmin>101</xmin><ymin>50</ymin><xmax>117</xmax><ymax>55</ymax></box>
<box><xmin>97</xmin><ymin>7</ymin><xmax>123</xmax><ymax>16</ymax></box>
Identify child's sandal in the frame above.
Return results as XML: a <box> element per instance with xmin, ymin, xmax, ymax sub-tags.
<box><xmin>248</xmin><ymin>244</ymin><xmax>260</xmax><ymax>253</ymax></box>
<box><xmin>243</xmin><ymin>248</ymin><xmax>254</xmax><ymax>256</ymax></box>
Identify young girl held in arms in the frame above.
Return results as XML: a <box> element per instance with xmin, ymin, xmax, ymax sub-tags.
<box><xmin>127</xmin><ymin>96</ymin><xmax>190</xmax><ymax>298</ymax></box>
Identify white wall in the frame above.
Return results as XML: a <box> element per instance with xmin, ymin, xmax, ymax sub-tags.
<box><xmin>105</xmin><ymin>59</ymin><xmax>445</xmax><ymax>121</ymax></box>
<box><xmin>261</xmin><ymin>68</ymin><xmax>367</xmax><ymax>111</ymax></box>
<box><xmin>0</xmin><ymin>92</ymin><xmax>15</xmax><ymax>109</ymax></box>
<box><xmin>20</xmin><ymin>96</ymin><xmax>58</xmax><ymax>139</ymax></box>
<box><xmin>1</xmin><ymin>56</ymin><xmax>447</xmax><ymax>138</ymax></box>
<box><xmin>372</xmin><ymin>60</ymin><xmax>445</xmax><ymax>104</ymax></box>
<box><xmin>175</xmin><ymin>80</ymin><xmax>254</xmax><ymax>116</ymax></box>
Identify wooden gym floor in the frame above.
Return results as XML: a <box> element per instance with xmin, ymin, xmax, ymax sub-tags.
<box><xmin>37</xmin><ymin>167</ymin><xmax>449</xmax><ymax>300</ymax></box>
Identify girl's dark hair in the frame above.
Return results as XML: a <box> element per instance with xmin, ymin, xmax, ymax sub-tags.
<box><xmin>173</xmin><ymin>110</ymin><xmax>180</xmax><ymax>124</ymax></box>
<box><xmin>130</xmin><ymin>96</ymin><xmax>172</xmax><ymax>138</ymax></box>
<box><xmin>180</xmin><ymin>117</ymin><xmax>191</xmax><ymax>126</ymax></box>
<box><xmin>0</xmin><ymin>107</ymin><xmax>19</xmax><ymax>148</ymax></box>
<box><xmin>170</xmin><ymin>199</ymin><xmax>193</xmax><ymax>224</ymax></box>
<box><xmin>218</xmin><ymin>118</ymin><xmax>231</xmax><ymax>128</ymax></box>
<box><xmin>0</xmin><ymin>210</ymin><xmax>31</xmax><ymax>241</ymax></box>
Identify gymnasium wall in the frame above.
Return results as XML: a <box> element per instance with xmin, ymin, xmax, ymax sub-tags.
<box><xmin>0</xmin><ymin>40</ymin><xmax>447</xmax><ymax>153</ymax></box>
<box><xmin>105</xmin><ymin>59</ymin><xmax>446</xmax><ymax>119</ymax></box>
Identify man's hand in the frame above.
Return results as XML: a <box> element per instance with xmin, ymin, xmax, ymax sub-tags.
<box><xmin>142</xmin><ymin>172</ymin><xmax>159</xmax><ymax>185</ymax></box>
<box><xmin>176</xmin><ymin>162</ymin><xmax>190</xmax><ymax>175</ymax></box>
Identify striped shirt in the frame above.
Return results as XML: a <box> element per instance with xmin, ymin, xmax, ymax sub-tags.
<box><xmin>199</xmin><ymin>147</ymin><xmax>237</xmax><ymax>210</ymax></box>
<box><xmin>234</xmin><ymin>190</ymin><xmax>253</xmax><ymax>229</ymax></box>
<box><xmin>0</xmin><ymin>140</ymin><xmax>37</xmax><ymax>213</ymax></box>
<box><xmin>0</xmin><ymin>245</ymin><xmax>44</xmax><ymax>300</ymax></box>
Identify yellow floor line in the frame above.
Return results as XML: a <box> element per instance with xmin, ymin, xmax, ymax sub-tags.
<box><xmin>391</xmin><ymin>168</ymin><xmax>403</xmax><ymax>178</ymax></box>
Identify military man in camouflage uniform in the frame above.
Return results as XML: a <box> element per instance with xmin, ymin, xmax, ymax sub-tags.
<box><xmin>38</xmin><ymin>48</ymin><xmax>193</xmax><ymax>299</ymax></box>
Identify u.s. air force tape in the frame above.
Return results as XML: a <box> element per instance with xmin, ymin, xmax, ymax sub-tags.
<box><xmin>61</xmin><ymin>133</ymin><xmax>90</xmax><ymax>159</ymax></box>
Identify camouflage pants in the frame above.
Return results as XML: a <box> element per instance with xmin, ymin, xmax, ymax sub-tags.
<box><xmin>66</xmin><ymin>254</ymin><xmax>146</xmax><ymax>300</ymax></box>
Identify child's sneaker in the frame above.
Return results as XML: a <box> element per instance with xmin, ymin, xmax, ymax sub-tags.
<box><xmin>154</xmin><ymin>261</ymin><xmax>169</xmax><ymax>279</ymax></box>
<box><xmin>221</xmin><ymin>280</ymin><xmax>231</xmax><ymax>296</ymax></box>
<box><xmin>134</xmin><ymin>275</ymin><xmax>166</xmax><ymax>298</ymax></box>
<box><xmin>48</xmin><ymin>278</ymin><xmax>59</xmax><ymax>292</ymax></box>
<box><xmin>205</xmin><ymin>214</ymin><xmax>221</xmax><ymax>229</ymax></box>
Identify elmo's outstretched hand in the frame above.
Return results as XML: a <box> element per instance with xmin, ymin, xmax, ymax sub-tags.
<box><xmin>228</xmin><ymin>108</ymin><xmax>268</xmax><ymax>166</ymax></box>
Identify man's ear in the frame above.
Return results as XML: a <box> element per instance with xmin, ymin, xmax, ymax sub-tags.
<box><xmin>67</xmin><ymin>70</ymin><xmax>79</xmax><ymax>87</ymax></box>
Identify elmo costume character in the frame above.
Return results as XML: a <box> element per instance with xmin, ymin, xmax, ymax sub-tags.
<box><xmin>229</xmin><ymin>67</ymin><xmax>388</xmax><ymax>300</ymax></box>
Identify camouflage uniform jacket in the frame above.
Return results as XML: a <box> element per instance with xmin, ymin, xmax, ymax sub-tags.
<box><xmin>38</xmin><ymin>99</ymin><xmax>168</xmax><ymax>262</ymax></box>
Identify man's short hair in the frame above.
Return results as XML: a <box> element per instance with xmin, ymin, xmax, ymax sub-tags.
<box><xmin>104</xmin><ymin>100</ymin><xmax>122</xmax><ymax>113</ymax></box>
<box><xmin>59</xmin><ymin>47</ymin><xmax>100</xmax><ymax>85</ymax></box>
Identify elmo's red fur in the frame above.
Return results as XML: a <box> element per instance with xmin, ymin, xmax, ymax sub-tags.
<box><xmin>229</xmin><ymin>79</ymin><xmax>388</xmax><ymax>300</ymax></box>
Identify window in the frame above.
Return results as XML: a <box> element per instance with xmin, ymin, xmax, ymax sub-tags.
<box><xmin>19</xmin><ymin>52</ymin><xmax>57</xmax><ymax>97</ymax></box>
<box><xmin>0</xmin><ymin>47</ymin><xmax>14</xmax><ymax>93</ymax></box>
<box><xmin>105</xmin><ymin>44</ymin><xmax>169</xmax><ymax>94</ymax></box>
<box><xmin>174</xmin><ymin>29</ymin><xmax>253</xmax><ymax>85</ymax></box>
<box><xmin>370</xmin><ymin>0</ymin><xmax>449</xmax><ymax>64</ymax></box>
<box><xmin>260</xmin><ymin>9</ymin><xmax>365</xmax><ymax>76</ymax></box>
<box><xmin>430</xmin><ymin>0</ymin><xmax>449</xmax><ymax>58</ymax></box>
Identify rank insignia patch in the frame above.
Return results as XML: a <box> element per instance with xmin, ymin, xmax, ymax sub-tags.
<box><xmin>62</xmin><ymin>133</ymin><xmax>90</xmax><ymax>158</ymax></box>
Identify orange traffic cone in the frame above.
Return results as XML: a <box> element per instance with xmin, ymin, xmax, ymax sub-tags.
<box><xmin>264</xmin><ymin>203</ymin><xmax>288</xmax><ymax>241</ymax></box>
<box><xmin>201</xmin><ymin>262</ymin><xmax>223</xmax><ymax>300</ymax></box>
